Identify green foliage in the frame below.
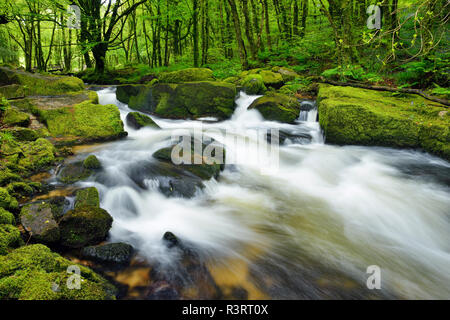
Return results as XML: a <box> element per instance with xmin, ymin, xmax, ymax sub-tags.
<box><xmin>321</xmin><ymin>65</ymin><xmax>383</xmax><ymax>83</ymax></box>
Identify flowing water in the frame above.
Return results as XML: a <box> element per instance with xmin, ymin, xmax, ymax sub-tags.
<box><xmin>70</xmin><ymin>87</ymin><xmax>450</xmax><ymax>299</ymax></box>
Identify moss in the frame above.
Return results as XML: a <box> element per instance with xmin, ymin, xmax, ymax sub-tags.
<box><xmin>18</xmin><ymin>138</ymin><xmax>56</xmax><ymax>172</ymax></box>
<box><xmin>0</xmin><ymin>188</ymin><xmax>18</xmax><ymax>211</ymax></box>
<box><xmin>0</xmin><ymin>67</ymin><xmax>84</xmax><ymax>96</ymax></box>
<box><xmin>59</xmin><ymin>206</ymin><xmax>113</xmax><ymax>248</ymax></box>
<box><xmin>1</xmin><ymin>127</ymin><xmax>39</xmax><ymax>141</ymax></box>
<box><xmin>259</xmin><ymin>70</ymin><xmax>284</xmax><ymax>88</ymax></box>
<box><xmin>318</xmin><ymin>85</ymin><xmax>450</xmax><ymax>160</ymax></box>
<box><xmin>249</xmin><ymin>92</ymin><xmax>300</xmax><ymax>123</ymax></box>
<box><xmin>271</xmin><ymin>66</ymin><xmax>299</xmax><ymax>82</ymax></box>
<box><xmin>0</xmin><ymin>225</ymin><xmax>23</xmax><ymax>255</ymax></box>
<box><xmin>83</xmin><ymin>155</ymin><xmax>101</xmax><ymax>170</ymax></box>
<box><xmin>0</xmin><ymin>244</ymin><xmax>116</xmax><ymax>299</ymax></box>
<box><xmin>6</xmin><ymin>182</ymin><xmax>34</xmax><ymax>199</ymax></box>
<box><xmin>2</xmin><ymin>108</ymin><xmax>30</xmax><ymax>127</ymax></box>
<box><xmin>116</xmin><ymin>84</ymin><xmax>141</xmax><ymax>104</ymax></box>
<box><xmin>74</xmin><ymin>187</ymin><xmax>100</xmax><ymax>209</ymax></box>
<box><xmin>0</xmin><ymin>208</ymin><xmax>15</xmax><ymax>225</ymax></box>
<box><xmin>158</xmin><ymin>68</ymin><xmax>214</xmax><ymax>83</ymax></box>
<box><xmin>223</xmin><ymin>76</ymin><xmax>240</xmax><ymax>84</ymax></box>
<box><xmin>0</xmin><ymin>167</ymin><xmax>22</xmax><ymax>187</ymax></box>
<box><xmin>40</xmin><ymin>101</ymin><xmax>126</xmax><ymax>143</ymax></box>
<box><xmin>242</xmin><ymin>74</ymin><xmax>267</xmax><ymax>95</ymax></box>
<box><xmin>126</xmin><ymin>112</ymin><xmax>159</xmax><ymax>129</ymax></box>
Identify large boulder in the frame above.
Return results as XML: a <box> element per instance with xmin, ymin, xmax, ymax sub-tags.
<box><xmin>0</xmin><ymin>244</ymin><xmax>116</xmax><ymax>299</ymax></box>
<box><xmin>249</xmin><ymin>92</ymin><xmax>301</xmax><ymax>123</ymax></box>
<box><xmin>20</xmin><ymin>203</ymin><xmax>60</xmax><ymax>243</ymax></box>
<box><xmin>39</xmin><ymin>101</ymin><xmax>126</xmax><ymax>145</ymax></box>
<box><xmin>0</xmin><ymin>67</ymin><xmax>84</xmax><ymax>98</ymax></box>
<box><xmin>158</xmin><ymin>68</ymin><xmax>214</xmax><ymax>83</ymax></box>
<box><xmin>318</xmin><ymin>85</ymin><xmax>450</xmax><ymax>160</ymax></box>
<box><xmin>271</xmin><ymin>66</ymin><xmax>299</xmax><ymax>82</ymax></box>
<box><xmin>59</xmin><ymin>206</ymin><xmax>113</xmax><ymax>248</ymax></box>
<box><xmin>58</xmin><ymin>161</ymin><xmax>93</xmax><ymax>184</ymax></box>
<box><xmin>126</xmin><ymin>112</ymin><xmax>159</xmax><ymax>129</ymax></box>
<box><xmin>81</xmin><ymin>242</ymin><xmax>134</xmax><ymax>264</ymax></box>
<box><xmin>1</xmin><ymin>107</ymin><xmax>30</xmax><ymax>127</ymax></box>
<box><xmin>83</xmin><ymin>155</ymin><xmax>101</xmax><ymax>170</ymax></box>
<box><xmin>116</xmin><ymin>81</ymin><xmax>237</xmax><ymax>120</ymax></box>
<box><xmin>242</xmin><ymin>74</ymin><xmax>267</xmax><ymax>95</ymax></box>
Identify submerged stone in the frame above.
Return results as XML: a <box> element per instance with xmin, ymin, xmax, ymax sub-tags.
<box><xmin>81</xmin><ymin>242</ymin><xmax>134</xmax><ymax>264</ymax></box>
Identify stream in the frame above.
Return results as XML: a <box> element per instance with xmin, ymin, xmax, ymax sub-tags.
<box><xmin>67</xmin><ymin>87</ymin><xmax>450</xmax><ymax>299</ymax></box>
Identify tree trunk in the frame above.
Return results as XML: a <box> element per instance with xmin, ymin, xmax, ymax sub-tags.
<box><xmin>227</xmin><ymin>0</ymin><xmax>248</xmax><ymax>69</ymax></box>
<box><xmin>193</xmin><ymin>0</ymin><xmax>200</xmax><ymax>67</ymax></box>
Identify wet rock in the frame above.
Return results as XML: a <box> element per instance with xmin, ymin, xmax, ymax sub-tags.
<box><xmin>58</xmin><ymin>161</ymin><xmax>93</xmax><ymax>184</ymax></box>
<box><xmin>146</xmin><ymin>281</ymin><xmax>180</xmax><ymax>300</ymax></box>
<box><xmin>116</xmin><ymin>81</ymin><xmax>237</xmax><ymax>120</ymax></box>
<box><xmin>126</xmin><ymin>112</ymin><xmax>159</xmax><ymax>130</ymax></box>
<box><xmin>81</xmin><ymin>242</ymin><xmax>134</xmax><ymax>264</ymax></box>
<box><xmin>74</xmin><ymin>187</ymin><xmax>100</xmax><ymax>209</ymax></box>
<box><xmin>45</xmin><ymin>196</ymin><xmax>70</xmax><ymax>219</ymax></box>
<box><xmin>59</xmin><ymin>205</ymin><xmax>113</xmax><ymax>248</ymax></box>
<box><xmin>162</xmin><ymin>231</ymin><xmax>180</xmax><ymax>249</ymax></box>
<box><xmin>83</xmin><ymin>155</ymin><xmax>101</xmax><ymax>170</ymax></box>
<box><xmin>249</xmin><ymin>92</ymin><xmax>301</xmax><ymax>123</ymax></box>
<box><xmin>20</xmin><ymin>202</ymin><xmax>60</xmax><ymax>243</ymax></box>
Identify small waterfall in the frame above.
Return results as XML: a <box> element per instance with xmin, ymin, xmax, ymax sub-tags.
<box><xmin>298</xmin><ymin>100</ymin><xmax>318</xmax><ymax>122</ymax></box>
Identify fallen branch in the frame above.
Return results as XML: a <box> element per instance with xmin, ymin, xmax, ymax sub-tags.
<box><xmin>318</xmin><ymin>77</ymin><xmax>450</xmax><ymax>107</ymax></box>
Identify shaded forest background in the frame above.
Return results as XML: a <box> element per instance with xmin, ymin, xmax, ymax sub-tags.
<box><xmin>0</xmin><ymin>0</ymin><xmax>448</xmax><ymax>93</ymax></box>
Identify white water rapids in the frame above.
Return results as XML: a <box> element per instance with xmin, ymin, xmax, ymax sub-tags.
<box><xmin>74</xmin><ymin>87</ymin><xmax>450</xmax><ymax>299</ymax></box>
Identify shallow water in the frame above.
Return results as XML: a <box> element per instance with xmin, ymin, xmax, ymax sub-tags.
<box><xmin>71</xmin><ymin>87</ymin><xmax>450</xmax><ymax>299</ymax></box>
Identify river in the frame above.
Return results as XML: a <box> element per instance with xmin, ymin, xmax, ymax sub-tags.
<box><xmin>68</xmin><ymin>87</ymin><xmax>450</xmax><ymax>299</ymax></box>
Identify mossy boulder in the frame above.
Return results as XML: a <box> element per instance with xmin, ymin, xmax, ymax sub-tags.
<box><xmin>83</xmin><ymin>155</ymin><xmax>101</xmax><ymax>170</ymax></box>
<box><xmin>117</xmin><ymin>81</ymin><xmax>237</xmax><ymax>120</ymax></box>
<box><xmin>126</xmin><ymin>112</ymin><xmax>159</xmax><ymax>129</ymax></box>
<box><xmin>271</xmin><ymin>66</ymin><xmax>299</xmax><ymax>82</ymax></box>
<box><xmin>116</xmin><ymin>85</ymin><xmax>141</xmax><ymax>104</ymax></box>
<box><xmin>58</xmin><ymin>161</ymin><xmax>93</xmax><ymax>184</ymax></box>
<box><xmin>74</xmin><ymin>187</ymin><xmax>100</xmax><ymax>209</ymax></box>
<box><xmin>0</xmin><ymin>188</ymin><xmax>18</xmax><ymax>211</ymax></box>
<box><xmin>81</xmin><ymin>242</ymin><xmax>134</xmax><ymax>265</ymax></box>
<box><xmin>0</xmin><ymin>208</ymin><xmax>15</xmax><ymax>225</ymax></box>
<box><xmin>6</xmin><ymin>182</ymin><xmax>34</xmax><ymax>199</ymax></box>
<box><xmin>0</xmin><ymin>167</ymin><xmax>21</xmax><ymax>187</ymax></box>
<box><xmin>20</xmin><ymin>203</ymin><xmax>60</xmax><ymax>243</ymax></box>
<box><xmin>317</xmin><ymin>85</ymin><xmax>450</xmax><ymax>160</ymax></box>
<box><xmin>0</xmin><ymin>67</ymin><xmax>84</xmax><ymax>97</ymax></box>
<box><xmin>0</xmin><ymin>244</ymin><xmax>116</xmax><ymax>299</ymax></box>
<box><xmin>1</xmin><ymin>127</ymin><xmax>39</xmax><ymax>141</ymax></box>
<box><xmin>59</xmin><ymin>206</ymin><xmax>113</xmax><ymax>248</ymax></box>
<box><xmin>0</xmin><ymin>225</ymin><xmax>23</xmax><ymax>255</ymax></box>
<box><xmin>1</xmin><ymin>107</ymin><xmax>30</xmax><ymax>127</ymax></box>
<box><xmin>259</xmin><ymin>70</ymin><xmax>284</xmax><ymax>88</ymax></box>
<box><xmin>242</xmin><ymin>74</ymin><xmax>267</xmax><ymax>95</ymax></box>
<box><xmin>158</xmin><ymin>68</ymin><xmax>214</xmax><ymax>83</ymax></box>
<box><xmin>39</xmin><ymin>101</ymin><xmax>126</xmax><ymax>145</ymax></box>
<box><xmin>249</xmin><ymin>92</ymin><xmax>301</xmax><ymax>123</ymax></box>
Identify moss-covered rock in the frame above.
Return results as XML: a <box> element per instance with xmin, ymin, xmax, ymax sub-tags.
<box><xmin>126</xmin><ymin>112</ymin><xmax>159</xmax><ymax>129</ymax></box>
<box><xmin>1</xmin><ymin>127</ymin><xmax>39</xmax><ymax>141</ymax></box>
<box><xmin>59</xmin><ymin>206</ymin><xmax>113</xmax><ymax>248</ymax></box>
<box><xmin>6</xmin><ymin>182</ymin><xmax>34</xmax><ymax>199</ymax></box>
<box><xmin>0</xmin><ymin>244</ymin><xmax>116</xmax><ymax>299</ymax></box>
<box><xmin>317</xmin><ymin>85</ymin><xmax>450</xmax><ymax>160</ymax></box>
<box><xmin>271</xmin><ymin>66</ymin><xmax>299</xmax><ymax>82</ymax></box>
<box><xmin>117</xmin><ymin>81</ymin><xmax>237</xmax><ymax>120</ymax></box>
<box><xmin>20</xmin><ymin>203</ymin><xmax>60</xmax><ymax>243</ymax></box>
<box><xmin>0</xmin><ymin>225</ymin><xmax>23</xmax><ymax>255</ymax></box>
<box><xmin>242</xmin><ymin>74</ymin><xmax>267</xmax><ymax>95</ymax></box>
<box><xmin>83</xmin><ymin>155</ymin><xmax>101</xmax><ymax>170</ymax></box>
<box><xmin>158</xmin><ymin>68</ymin><xmax>214</xmax><ymax>83</ymax></box>
<box><xmin>0</xmin><ymin>188</ymin><xmax>18</xmax><ymax>211</ymax></box>
<box><xmin>17</xmin><ymin>138</ymin><xmax>56</xmax><ymax>172</ymax></box>
<box><xmin>0</xmin><ymin>67</ymin><xmax>84</xmax><ymax>97</ymax></box>
<box><xmin>259</xmin><ymin>70</ymin><xmax>284</xmax><ymax>88</ymax></box>
<box><xmin>249</xmin><ymin>92</ymin><xmax>301</xmax><ymax>123</ymax></box>
<box><xmin>39</xmin><ymin>101</ymin><xmax>126</xmax><ymax>145</ymax></box>
<box><xmin>74</xmin><ymin>187</ymin><xmax>100</xmax><ymax>209</ymax></box>
<box><xmin>116</xmin><ymin>85</ymin><xmax>141</xmax><ymax>104</ymax></box>
<box><xmin>0</xmin><ymin>208</ymin><xmax>15</xmax><ymax>225</ymax></box>
<box><xmin>1</xmin><ymin>107</ymin><xmax>30</xmax><ymax>127</ymax></box>
<box><xmin>0</xmin><ymin>167</ymin><xmax>21</xmax><ymax>187</ymax></box>
<box><xmin>58</xmin><ymin>161</ymin><xmax>93</xmax><ymax>184</ymax></box>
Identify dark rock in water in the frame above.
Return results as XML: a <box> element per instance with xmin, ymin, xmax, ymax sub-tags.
<box><xmin>74</xmin><ymin>187</ymin><xmax>100</xmax><ymax>209</ymax></box>
<box><xmin>231</xmin><ymin>286</ymin><xmax>249</xmax><ymax>300</ymax></box>
<box><xmin>249</xmin><ymin>92</ymin><xmax>300</xmax><ymax>123</ymax></box>
<box><xmin>58</xmin><ymin>161</ymin><xmax>93</xmax><ymax>184</ymax></box>
<box><xmin>45</xmin><ymin>196</ymin><xmax>70</xmax><ymax>218</ymax></box>
<box><xmin>59</xmin><ymin>206</ymin><xmax>113</xmax><ymax>248</ymax></box>
<box><xmin>163</xmin><ymin>231</ymin><xmax>179</xmax><ymax>249</ymax></box>
<box><xmin>83</xmin><ymin>155</ymin><xmax>101</xmax><ymax>170</ymax></box>
<box><xmin>20</xmin><ymin>202</ymin><xmax>60</xmax><ymax>243</ymax></box>
<box><xmin>146</xmin><ymin>281</ymin><xmax>180</xmax><ymax>300</ymax></box>
<box><xmin>266</xmin><ymin>129</ymin><xmax>312</xmax><ymax>145</ymax></box>
<box><xmin>300</xmin><ymin>100</ymin><xmax>316</xmax><ymax>111</ymax></box>
<box><xmin>81</xmin><ymin>242</ymin><xmax>134</xmax><ymax>264</ymax></box>
<box><xmin>126</xmin><ymin>112</ymin><xmax>159</xmax><ymax>130</ymax></box>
